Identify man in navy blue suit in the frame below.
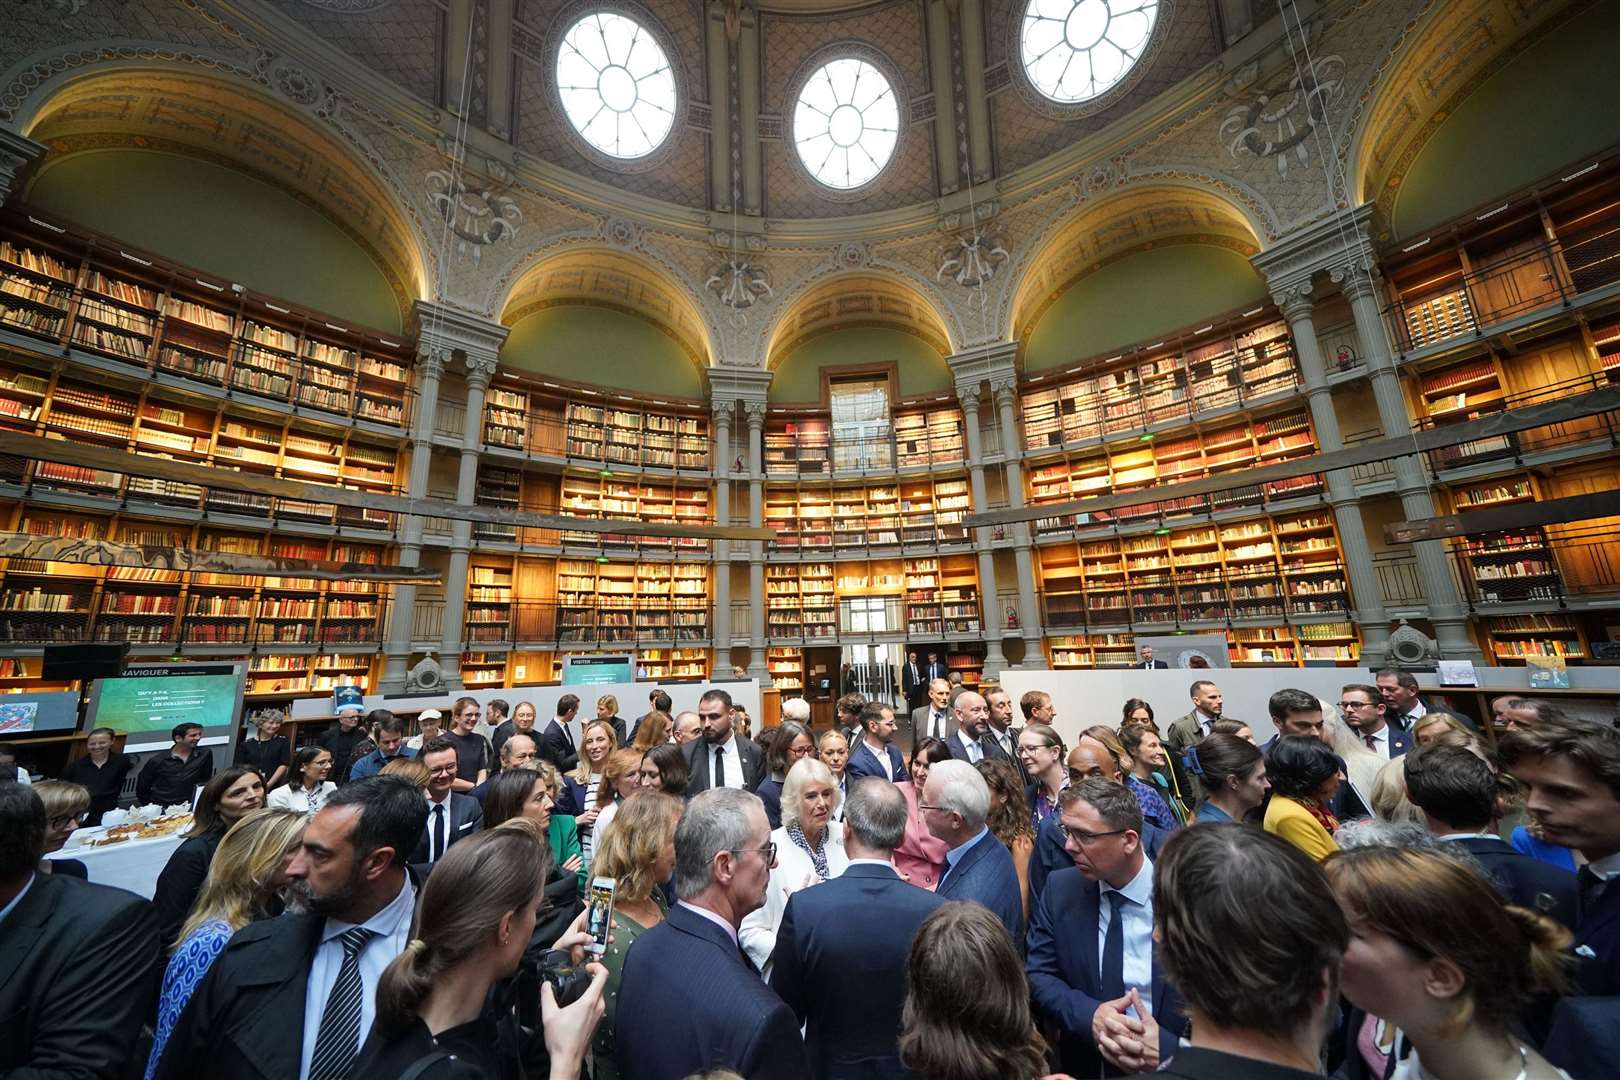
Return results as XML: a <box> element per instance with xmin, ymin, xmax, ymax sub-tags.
<box><xmin>1406</xmin><ymin>744</ymin><xmax>1576</xmax><ymax>928</ymax></box>
<box><xmin>1499</xmin><ymin>716</ymin><xmax>1620</xmax><ymax>996</ymax></box>
<box><xmin>616</xmin><ymin>787</ymin><xmax>809</xmax><ymax>1080</ymax></box>
<box><xmin>922</xmin><ymin>759</ymin><xmax>1023</xmax><ymax>952</ymax></box>
<box><xmin>770</xmin><ymin>777</ymin><xmax>944</xmax><ymax>1079</ymax></box>
<box><xmin>1027</xmin><ymin>778</ymin><xmax>1187</xmax><ymax>1077</ymax></box>
<box><xmin>1339</xmin><ymin>683</ymin><xmax>1412</xmax><ymax>761</ymax></box>
<box><xmin>846</xmin><ymin>702</ymin><xmax>909</xmax><ymax>784</ymax></box>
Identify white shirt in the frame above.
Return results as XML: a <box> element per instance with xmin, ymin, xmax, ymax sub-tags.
<box><xmin>1098</xmin><ymin>856</ymin><xmax>1155</xmax><ymax>1006</ymax></box>
<box><xmin>11</xmin><ymin>765</ymin><xmax>29</xmax><ymax>786</ymax></box>
<box><xmin>677</xmin><ymin>900</ymin><xmax>739</xmax><ymax>945</ymax></box>
<box><xmin>268</xmin><ymin>782</ymin><xmax>337</xmax><ymax>815</ymax></box>
<box><xmin>861</xmin><ymin>738</ymin><xmax>895</xmax><ymax>780</ymax></box>
<box><xmin>1588</xmin><ymin>851</ymin><xmax>1620</xmax><ymax>882</ymax></box>
<box><xmin>925</xmin><ymin>710</ymin><xmax>949</xmax><ymax>740</ymax></box>
<box><xmin>709</xmin><ymin>734</ymin><xmax>745</xmax><ymax>790</ymax></box>
<box><xmin>1361</xmin><ymin>724</ymin><xmax>1392</xmax><ymax>760</ymax></box>
<box><xmin>298</xmin><ymin>874</ymin><xmax>416</xmax><ymax>1080</ymax></box>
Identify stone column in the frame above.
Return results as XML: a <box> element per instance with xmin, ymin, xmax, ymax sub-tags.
<box><xmin>1338</xmin><ymin>267</ymin><xmax>1482</xmax><ymax>660</ymax></box>
<box><xmin>381</xmin><ymin>347</ymin><xmax>447</xmax><ymax>690</ymax></box>
<box><xmin>958</xmin><ymin>386</ymin><xmax>1006</xmax><ymax>676</ymax></box>
<box><xmin>711</xmin><ymin>403</ymin><xmax>734</xmax><ymax>664</ymax></box>
<box><xmin>437</xmin><ymin>354</ymin><xmax>497</xmax><ymax>686</ymax></box>
<box><xmin>743</xmin><ymin>401</ymin><xmax>769</xmax><ymax>680</ymax></box>
<box><xmin>1273</xmin><ymin>286</ymin><xmax>1392</xmax><ymax>664</ymax></box>
<box><xmin>993</xmin><ymin>378</ymin><xmax>1042</xmax><ymax>660</ymax></box>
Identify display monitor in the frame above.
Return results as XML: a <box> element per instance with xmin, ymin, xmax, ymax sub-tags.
<box><xmin>562</xmin><ymin>654</ymin><xmax>636</xmax><ymax>686</ymax></box>
<box><xmin>87</xmin><ymin>662</ymin><xmax>248</xmax><ymax>753</ymax></box>
<box><xmin>0</xmin><ymin>691</ymin><xmax>81</xmax><ymax>736</ymax></box>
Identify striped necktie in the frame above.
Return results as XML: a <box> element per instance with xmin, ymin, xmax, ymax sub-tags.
<box><xmin>308</xmin><ymin>926</ymin><xmax>377</xmax><ymax>1080</ymax></box>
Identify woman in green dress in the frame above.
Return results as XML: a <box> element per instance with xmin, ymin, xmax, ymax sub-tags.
<box><xmin>586</xmin><ymin>789</ymin><xmax>682</xmax><ymax>1080</ymax></box>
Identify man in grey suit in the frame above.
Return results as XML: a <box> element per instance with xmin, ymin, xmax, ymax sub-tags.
<box><xmin>981</xmin><ymin>684</ymin><xmax>1026</xmax><ymax>784</ymax></box>
<box><xmin>908</xmin><ymin>678</ymin><xmax>955</xmax><ymax>750</ymax></box>
<box><xmin>414</xmin><ymin>735</ymin><xmax>484</xmax><ymax>865</ymax></box>
<box><xmin>1165</xmin><ymin>679</ymin><xmax>1223</xmax><ymax>797</ymax></box>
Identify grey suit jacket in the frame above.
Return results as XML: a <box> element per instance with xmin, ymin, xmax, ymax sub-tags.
<box><xmin>909</xmin><ymin>704</ymin><xmax>957</xmax><ymax>747</ymax></box>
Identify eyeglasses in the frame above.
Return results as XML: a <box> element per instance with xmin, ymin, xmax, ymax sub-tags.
<box><xmin>729</xmin><ymin>843</ymin><xmax>777</xmax><ymax>864</ymax></box>
<box><xmin>1063</xmin><ymin>827</ymin><xmax>1126</xmax><ymax>846</ymax></box>
<box><xmin>1337</xmin><ymin>701</ymin><xmax>1378</xmax><ymax>710</ymax></box>
<box><xmin>916</xmin><ymin>803</ymin><xmax>955</xmax><ymax>814</ymax></box>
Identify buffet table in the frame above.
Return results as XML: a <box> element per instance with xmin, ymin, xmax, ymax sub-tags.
<box><xmin>47</xmin><ymin>825</ymin><xmax>188</xmax><ymax>898</ymax></box>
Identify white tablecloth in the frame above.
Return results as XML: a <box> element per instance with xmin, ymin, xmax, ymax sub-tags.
<box><xmin>48</xmin><ymin>829</ymin><xmax>185</xmax><ymax>898</ymax></box>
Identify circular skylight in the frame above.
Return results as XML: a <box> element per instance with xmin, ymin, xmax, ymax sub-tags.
<box><xmin>556</xmin><ymin>12</ymin><xmax>676</xmax><ymax>160</ymax></box>
<box><xmin>793</xmin><ymin>58</ymin><xmax>899</xmax><ymax>190</ymax></box>
<box><xmin>1020</xmin><ymin>0</ymin><xmax>1158</xmax><ymax>105</ymax></box>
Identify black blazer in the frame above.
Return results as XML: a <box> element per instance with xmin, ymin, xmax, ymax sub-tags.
<box><xmin>1444</xmin><ymin>835</ymin><xmax>1577</xmax><ymax>929</ymax></box>
<box><xmin>1574</xmin><ymin>870</ymin><xmax>1620</xmax><ymax>996</ymax></box>
<box><xmin>0</xmin><ymin>872</ymin><xmax>160</xmax><ymax>1078</ymax></box>
<box><xmin>411</xmin><ymin>793</ymin><xmax>484</xmax><ymax>864</ymax></box>
<box><xmin>682</xmin><ymin>736</ymin><xmax>765</xmax><ymax>796</ymax></box>
<box><xmin>769</xmin><ymin>863</ymin><xmax>945</xmax><ymax>1079</ymax></box>
<box><xmin>616</xmin><ymin>902</ymin><xmax>809</xmax><ymax>1080</ymax></box>
<box><xmin>153</xmin><ymin>828</ymin><xmax>224</xmax><ymax>949</ymax></box>
<box><xmin>1026</xmin><ymin>865</ymin><xmax>1188</xmax><ymax>1077</ymax></box>
<box><xmin>538</xmin><ymin>718</ymin><xmax>581</xmax><ymax>775</ymax></box>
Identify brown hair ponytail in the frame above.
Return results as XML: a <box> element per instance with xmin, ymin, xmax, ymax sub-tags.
<box><xmin>375</xmin><ymin>819</ymin><xmax>549</xmax><ymax>1030</ymax></box>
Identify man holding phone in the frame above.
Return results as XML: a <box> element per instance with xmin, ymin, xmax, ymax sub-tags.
<box><xmin>615</xmin><ymin>788</ymin><xmax>808</xmax><ymax>1080</ymax></box>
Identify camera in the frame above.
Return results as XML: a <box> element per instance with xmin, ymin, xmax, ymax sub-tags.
<box><xmin>539</xmin><ymin>949</ymin><xmax>592</xmax><ymax>1008</ymax></box>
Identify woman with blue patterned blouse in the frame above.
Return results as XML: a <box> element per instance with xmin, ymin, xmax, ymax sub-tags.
<box><xmin>143</xmin><ymin>808</ymin><xmax>307</xmax><ymax>1080</ymax></box>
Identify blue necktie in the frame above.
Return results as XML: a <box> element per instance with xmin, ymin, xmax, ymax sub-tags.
<box><xmin>1100</xmin><ymin>891</ymin><xmax>1126</xmax><ymax>1001</ymax></box>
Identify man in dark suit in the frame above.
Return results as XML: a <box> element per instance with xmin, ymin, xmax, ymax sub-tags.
<box><xmin>1136</xmin><ymin>644</ymin><xmax>1168</xmax><ymax>669</ymax></box>
<box><xmin>154</xmin><ymin>776</ymin><xmax>428</xmax><ymax>1080</ymax></box>
<box><xmin>908</xmin><ymin>678</ymin><xmax>954</xmax><ymax>750</ymax></box>
<box><xmin>1339</xmin><ymin>682</ymin><xmax>1412</xmax><ymax>761</ymax></box>
<box><xmin>1499</xmin><ymin>717</ymin><xmax>1620</xmax><ymax>995</ymax></box>
<box><xmin>901</xmin><ymin>651</ymin><xmax>927</xmax><ymax>713</ymax></box>
<box><xmin>770</xmin><ymin>777</ymin><xmax>944</xmax><ymax>1079</ymax></box>
<box><xmin>1028</xmin><ymin>739</ymin><xmax>1168</xmax><ymax>905</ymax></box>
<box><xmin>617</xmin><ymin>787</ymin><xmax>809</xmax><ymax>1080</ymax></box>
<box><xmin>1027</xmin><ymin>779</ymin><xmax>1187</xmax><ymax>1077</ymax></box>
<box><xmin>539</xmin><ymin>693</ymin><xmax>582</xmax><ymax>774</ymax></box>
<box><xmin>683</xmin><ymin>687</ymin><xmax>765</xmax><ymax>795</ymax></box>
<box><xmin>1406</xmin><ymin>743</ymin><xmax>1577</xmax><ymax>927</ymax></box>
<box><xmin>1164</xmin><ymin>680</ymin><xmax>1222</xmax><ymax>799</ymax></box>
<box><xmin>415</xmin><ymin>736</ymin><xmax>484</xmax><ymax>865</ymax></box>
<box><xmin>0</xmin><ymin>783</ymin><xmax>160</xmax><ymax>1079</ymax></box>
<box><xmin>846</xmin><ymin>702</ymin><xmax>908</xmax><ymax>783</ymax></box>
<box><xmin>980</xmin><ymin>684</ymin><xmax>1026</xmax><ymax>783</ymax></box>
<box><xmin>923</xmin><ymin>651</ymin><xmax>946</xmax><ymax>683</ymax></box>
<box><xmin>1374</xmin><ymin>668</ymin><xmax>1429</xmax><ymax>732</ymax></box>
<box><xmin>946</xmin><ymin>690</ymin><xmax>991</xmax><ymax>765</ymax></box>
<box><xmin>923</xmin><ymin>759</ymin><xmax>1023</xmax><ymax>951</ymax></box>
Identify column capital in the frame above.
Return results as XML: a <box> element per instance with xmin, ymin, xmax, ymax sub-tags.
<box><xmin>1271</xmin><ymin>282</ymin><xmax>1316</xmax><ymax>324</ymax></box>
<box><xmin>1251</xmin><ymin>203</ymin><xmax>1380</xmax><ymax>296</ymax></box>
<box><xmin>710</xmin><ymin>400</ymin><xmax>735</xmax><ymax>427</ymax></box>
<box><xmin>1331</xmin><ymin>261</ymin><xmax>1383</xmax><ymax>304</ymax></box>
<box><xmin>706</xmin><ymin>367</ymin><xmax>772</xmax><ymax>414</ymax></box>
<box><xmin>463</xmin><ymin>351</ymin><xmax>498</xmax><ymax>390</ymax></box>
<box><xmin>415</xmin><ymin>345</ymin><xmax>449</xmax><ymax>380</ymax></box>
<box><xmin>991</xmin><ymin>377</ymin><xmax>1019</xmax><ymax>411</ymax></box>
<box><xmin>958</xmin><ymin>385</ymin><xmax>982</xmax><ymax>411</ymax></box>
<box><xmin>412</xmin><ymin>301</ymin><xmax>509</xmax><ymax>376</ymax></box>
<box><xmin>741</xmin><ymin>399</ymin><xmax>768</xmax><ymax>427</ymax></box>
<box><xmin>947</xmin><ymin>341</ymin><xmax>1019</xmax><ymax>395</ymax></box>
<box><xmin>0</xmin><ymin>130</ymin><xmax>46</xmax><ymax>203</ymax></box>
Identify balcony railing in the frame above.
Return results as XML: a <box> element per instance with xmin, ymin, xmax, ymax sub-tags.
<box><xmin>1037</xmin><ymin>562</ymin><xmax>1351</xmax><ymax>633</ymax></box>
<box><xmin>1033</xmin><ymin>472</ymin><xmax>1327</xmax><ymax>538</ymax></box>
<box><xmin>0</xmin><ymin>596</ymin><xmax>391</xmax><ymax>647</ymax></box>
<box><xmin>1386</xmin><ymin>231</ymin><xmax>1620</xmax><ymax>355</ymax></box>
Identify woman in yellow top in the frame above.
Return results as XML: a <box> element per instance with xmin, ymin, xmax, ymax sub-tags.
<box><xmin>1262</xmin><ymin>735</ymin><xmax>1344</xmax><ymax>861</ymax></box>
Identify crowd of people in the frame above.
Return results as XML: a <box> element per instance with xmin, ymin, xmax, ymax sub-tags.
<box><xmin>2</xmin><ymin>672</ymin><xmax>1618</xmax><ymax>1080</ymax></box>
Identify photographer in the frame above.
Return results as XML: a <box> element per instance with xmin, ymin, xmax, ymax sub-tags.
<box><xmin>355</xmin><ymin>818</ymin><xmax>608</xmax><ymax>1079</ymax></box>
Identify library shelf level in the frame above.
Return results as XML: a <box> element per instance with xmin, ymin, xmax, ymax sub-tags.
<box><xmin>764</xmin><ymin>476</ymin><xmax>973</xmax><ymax>551</ymax></box>
<box><xmin>0</xmin><ymin>214</ymin><xmax>416</xmax><ymax>432</ymax></box>
<box><xmin>460</xmin><ymin>649</ymin><xmax>713</xmax><ymax>687</ymax></box>
<box><xmin>764</xmin><ymin>401</ymin><xmax>965</xmax><ymax>478</ymax></box>
<box><xmin>482</xmin><ymin>372</ymin><xmax>710</xmax><ymax>470</ymax></box>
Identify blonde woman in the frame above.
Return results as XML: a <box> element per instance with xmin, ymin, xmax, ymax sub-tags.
<box><xmin>588</xmin><ymin>748</ymin><xmax>644</xmax><ymax>859</ymax></box>
<box><xmin>144</xmin><ymin>808</ymin><xmax>306</xmax><ymax>1080</ymax></box>
<box><xmin>596</xmin><ymin>693</ymin><xmax>626</xmax><ymax>745</ymax></box>
<box><xmin>587</xmin><ymin>791</ymin><xmax>683</xmax><ymax>1080</ymax></box>
<box><xmin>560</xmin><ymin>720</ymin><xmax>618</xmax><ymax>861</ymax></box>
<box><xmin>34</xmin><ymin>780</ymin><xmax>90</xmax><ymax>878</ymax></box>
<box><xmin>740</xmin><ymin>756</ymin><xmax>847</xmax><ymax>976</ymax></box>
<box><xmin>357</xmin><ymin>819</ymin><xmax>609</xmax><ymax>1080</ymax></box>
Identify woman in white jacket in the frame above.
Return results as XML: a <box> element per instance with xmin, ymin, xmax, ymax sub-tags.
<box><xmin>739</xmin><ymin>755</ymin><xmax>848</xmax><ymax>976</ymax></box>
<box><xmin>266</xmin><ymin>746</ymin><xmax>337</xmax><ymax>816</ymax></box>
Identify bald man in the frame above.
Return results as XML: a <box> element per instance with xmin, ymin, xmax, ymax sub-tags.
<box><xmin>1029</xmin><ymin>736</ymin><xmax>1169</xmax><ymax>904</ymax></box>
<box><xmin>945</xmin><ymin>691</ymin><xmax>990</xmax><ymax>764</ymax></box>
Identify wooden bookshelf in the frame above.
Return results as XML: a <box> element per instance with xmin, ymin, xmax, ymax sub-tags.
<box><xmin>767</xmin><ymin>646</ymin><xmax>804</xmax><ymax>692</ymax></box>
<box><xmin>892</xmin><ymin>405</ymin><xmax>965</xmax><ymax>467</ymax></box>
<box><xmin>765</xmin><ymin>418</ymin><xmax>832</xmax><ymax>477</ymax></box>
<box><xmin>0</xmin><ymin>217</ymin><xmax>416</xmax><ymax>431</ymax></box>
<box><xmin>559</xmin><ymin>472</ymin><xmax>711</xmax><ymax>550</ymax></box>
<box><xmin>1020</xmin><ymin>316</ymin><xmax>1297</xmax><ymax>452</ymax></box>
<box><xmin>554</xmin><ymin>557</ymin><xmax>709</xmax><ymax>645</ymax></box>
<box><xmin>1027</xmin><ymin>410</ymin><xmax>1319</xmax><ymax>534</ymax></box>
<box><xmin>562</xmin><ymin>402</ymin><xmax>708</xmax><ymax>469</ymax></box>
<box><xmin>765</xmin><ymin>476</ymin><xmax>972</xmax><ymax>552</ymax></box>
<box><xmin>1045</xmin><ymin>633</ymin><xmax>1138</xmax><ymax>669</ymax></box>
<box><xmin>1449</xmin><ymin>476</ymin><xmax>1564</xmax><ymax>603</ymax></box>
<box><xmin>1483</xmin><ymin>614</ymin><xmax>1588</xmax><ymax>663</ymax></box>
<box><xmin>904</xmin><ymin>556</ymin><xmax>980</xmax><ymax>636</ymax></box>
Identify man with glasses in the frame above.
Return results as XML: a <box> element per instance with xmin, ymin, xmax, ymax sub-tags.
<box><xmin>922</xmin><ymin>759</ymin><xmax>1023</xmax><ymax>952</ymax></box>
<box><xmin>1339</xmin><ymin>682</ymin><xmax>1410</xmax><ymax>760</ymax></box>
<box><xmin>410</xmin><ymin>736</ymin><xmax>483</xmax><ymax>866</ymax></box>
<box><xmin>1027</xmin><ymin>778</ymin><xmax>1187</xmax><ymax>1077</ymax></box>
<box><xmin>615</xmin><ymin>787</ymin><xmax>809</xmax><ymax>1080</ymax></box>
